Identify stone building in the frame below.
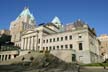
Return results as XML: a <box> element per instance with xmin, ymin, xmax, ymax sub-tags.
<box><xmin>21</xmin><ymin>16</ymin><xmax>63</xmax><ymax>51</ymax></box>
<box><xmin>0</xmin><ymin>29</ymin><xmax>10</xmax><ymax>36</ymax></box>
<box><xmin>98</xmin><ymin>34</ymin><xmax>108</xmax><ymax>60</ymax></box>
<box><xmin>10</xmin><ymin>7</ymin><xmax>36</xmax><ymax>47</ymax></box>
<box><xmin>21</xmin><ymin>19</ymin><xmax>101</xmax><ymax>64</ymax></box>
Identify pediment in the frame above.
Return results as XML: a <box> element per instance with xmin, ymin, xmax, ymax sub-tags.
<box><xmin>22</xmin><ymin>30</ymin><xmax>34</xmax><ymax>34</ymax></box>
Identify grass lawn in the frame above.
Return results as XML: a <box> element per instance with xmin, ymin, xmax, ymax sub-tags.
<box><xmin>82</xmin><ymin>63</ymin><xmax>108</xmax><ymax>67</ymax></box>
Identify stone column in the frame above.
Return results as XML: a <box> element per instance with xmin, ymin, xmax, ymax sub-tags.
<box><xmin>25</xmin><ymin>38</ymin><xmax>28</xmax><ymax>50</ymax></box>
<box><xmin>32</xmin><ymin>36</ymin><xmax>35</xmax><ymax>51</ymax></box>
<box><xmin>1</xmin><ymin>56</ymin><xmax>2</xmax><ymax>61</ymax></box>
<box><xmin>33</xmin><ymin>36</ymin><xmax>35</xmax><ymax>50</ymax></box>
<box><xmin>3</xmin><ymin>55</ymin><xmax>5</xmax><ymax>61</ymax></box>
<box><xmin>38</xmin><ymin>31</ymin><xmax>43</xmax><ymax>51</ymax></box>
<box><xmin>11</xmin><ymin>55</ymin><xmax>14</xmax><ymax>59</ymax></box>
<box><xmin>23</xmin><ymin>38</ymin><xmax>25</xmax><ymax>50</ymax></box>
<box><xmin>21</xmin><ymin>38</ymin><xmax>24</xmax><ymax>50</ymax></box>
<box><xmin>1</xmin><ymin>55</ymin><xmax>3</xmax><ymax>61</ymax></box>
<box><xmin>27</xmin><ymin>37</ymin><xmax>30</xmax><ymax>50</ymax></box>
<box><xmin>5</xmin><ymin>55</ymin><xmax>7</xmax><ymax>61</ymax></box>
<box><xmin>24</xmin><ymin>38</ymin><xmax>27</xmax><ymax>50</ymax></box>
<box><xmin>31</xmin><ymin>36</ymin><xmax>33</xmax><ymax>50</ymax></box>
<box><xmin>35</xmin><ymin>36</ymin><xmax>38</xmax><ymax>51</ymax></box>
<box><xmin>0</xmin><ymin>55</ymin><xmax>2</xmax><ymax>61</ymax></box>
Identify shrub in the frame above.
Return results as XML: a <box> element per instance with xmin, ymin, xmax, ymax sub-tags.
<box><xmin>22</xmin><ymin>57</ymin><xmax>25</xmax><ymax>61</ymax></box>
<box><xmin>30</xmin><ymin>56</ymin><xmax>34</xmax><ymax>61</ymax></box>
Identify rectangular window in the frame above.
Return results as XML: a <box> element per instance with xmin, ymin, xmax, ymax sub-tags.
<box><xmin>70</xmin><ymin>44</ymin><xmax>73</xmax><ymax>49</ymax></box>
<box><xmin>53</xmin><ymin>38</ymin><xmax>55</xmax><ymax>42</ymax></box>
<box><xmin>43</xmin><ymin>40</ymin><xmax>45</xmax><ymax>43</ymax></box>
<box><xmin>79</xmin><ymin>43</ymin><xmax>83</xmax><ymax>50</ymax></box>
<box><xmin>69</xmin><ymin>35</ymin><xmax>72</xmax><ymax>40</ymax></box>
<box><xmin>46</xmin><ymin>39</ymin><xmax>48</xmax><ymax>43</ymax></box>
<box><xmin>50</xmin><ymin>39</ymin><xmax>52</xmax><ymax>42</ymax></box>
<box><xmin>65</xmin><ymin>45</ymin><xmax>68</xmax><ymax>49</ymax></box>
<box><xmin>57</xmin><ymin>37</ymin><xmax>59</xmax><ymax>41</ymax></box>
<box><xmin>65</xmin><ymin>36</ymin><xmax>68</xmax><ymax>40</ymax></box>
<box><xmin>72</xmin><ymin>54</ymin><xmax>76</xmax><ymax>61</ymax></box>
<box><xmin>53</xmin><ymin>46</ymin><xmax>55</xmax><ymax>50</ymax></box>
<box><xmin>61</xmin><ymin>45</ymin><xmax>63</xmax><ymax>49</ymax></box>
<box><xmin>49</xmin><ymin>46</ymin><xmax>51</xmax><ymax>50</ymax></box>
<box><xmin>46</xmin><ymin>47</ymin><xmax>48</xmax><ymax>51</ymax></box>
<box><xmin>57</xmin><ymin>46</ymin><xmax>59</xmax><ymax>50</ymax></box>
<box><xmin>61</xmin><ymin>37</ymin><xmax>63</xmax><ymax>41</ymax></box>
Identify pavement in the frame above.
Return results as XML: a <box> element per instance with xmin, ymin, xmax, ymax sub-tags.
<box><xmin>1</xmin><ymin>65</ymin><xmax>108</xmax><ymax>72</ymax></box>
<box><xmin>80</xmin><ymin>66</ymin><xmax>108</xmax><ymax>72</ymax></box>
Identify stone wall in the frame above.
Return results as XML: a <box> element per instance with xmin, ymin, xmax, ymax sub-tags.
<box><xmin>50</xmin><ymin>50</ymin><xmax>74</xmax><ymax>63</ymax></box>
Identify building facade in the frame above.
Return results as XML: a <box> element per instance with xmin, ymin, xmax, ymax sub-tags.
<box><xmin>98</xmin><ymin>34</ymin><xmax>108</xmax><ymax>60</ymax></box>
<box><xmin>21</xmin><ymin>19</ymin><xmax>101</xmax><ymax>64</ymax></box>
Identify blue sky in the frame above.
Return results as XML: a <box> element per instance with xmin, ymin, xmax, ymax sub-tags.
<box><xmin>0</xmin><ymin>0</ymin><xmax>108</xmax><ymax>36</ymax></box>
